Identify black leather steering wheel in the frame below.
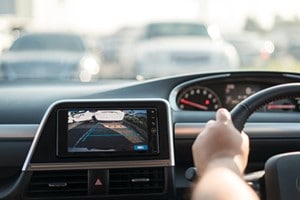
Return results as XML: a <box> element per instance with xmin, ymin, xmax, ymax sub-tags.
<box><xmin>186</xmin><ymin>83</ymin><xmax>300</xmax><ymax>200</ymax></box>
<box><xmin>230</xmin><ymin>83</ymin><xmax>300</xmax><ymax>200</ymax></box>
<box><xmin>231</xmin><ymin>82</ymin><xmax>300</xmax><ymax>132</ymax></box>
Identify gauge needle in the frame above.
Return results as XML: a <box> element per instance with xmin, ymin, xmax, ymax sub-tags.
<box><xmin>180</xmin><ymin>99</ymin><xmax>208</xmax><ymax>110</ymax></box>
<box><xmin>267</xmin><ymin>104</ymin><xmax>296</xmax><ymax>110</ymax></box>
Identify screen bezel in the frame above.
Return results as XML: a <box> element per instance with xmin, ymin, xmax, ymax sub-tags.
<box><xmin>56</xmin><ymin>102</ymin><xmax>162</xmax><ymax>158</ymax></box>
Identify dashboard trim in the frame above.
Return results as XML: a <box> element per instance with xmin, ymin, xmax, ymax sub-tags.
<box><xmin>22</xmin><ymin>100</ymin><xmax>57</xmax><ymax>171</ymax></box>
<box><xmin>0</xmin><ymin>124</ymin><xmax>37</xmax><ymax>140</ymax></box>
<box><xmin>175</xmin><ymin>122</ymin><xmax>300</xmax><ymax>138</ymax></box>
<box><xmin>0</xmin><ymin>122</ymin><xmax>299</xmax><ymax>140</ymax></box>
<box><xmin>27</xmin><ymin>159</ymin><xmax>173</xmax><ymax>171</ymax></box>
<box><xmin>283</xmin><ymin>73</ymin><xmax>300</xmax><ymax>79</ymax></box>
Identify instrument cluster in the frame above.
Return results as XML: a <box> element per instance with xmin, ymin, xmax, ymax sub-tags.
<box><xmin>172</xmin><ymin>79</ymin><xmax>300</xmax><ymax>112</ymax></box>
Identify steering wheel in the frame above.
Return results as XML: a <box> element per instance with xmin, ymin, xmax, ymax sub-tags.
<box><xmin>231</xmin><ymin>82</ymin><xmax>300</xmax><ymax>200</ymax></box>
<box><xmin>187</xmin><ymin>83</ymin><xmax>300</xmax><ymax>200</ymax></box>
<box><xmin>231</xmin><ymin>82</ymin><xmax>300</xmax><ymax>132</ymax></box>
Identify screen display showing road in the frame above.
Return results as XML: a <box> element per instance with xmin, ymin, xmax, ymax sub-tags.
<box><xmin>67</xmin><ymin>109</ymin><xmax>150</xmax><ymax>153</ymax></box>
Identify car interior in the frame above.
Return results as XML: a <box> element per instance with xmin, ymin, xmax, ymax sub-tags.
<box><xmin>1</xmin><ymin>0</ymin><xmax>300</xmax><ymax>200</ymax></box>
<box><xmin>0</xmin><ymin>71</ymin><xmax>300</xmax><ymax>200</ymax></box>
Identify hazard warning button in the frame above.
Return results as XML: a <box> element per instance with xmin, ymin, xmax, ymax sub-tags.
<box><xmin>88</xmin><ymin>170</ymin><xmax>107</xmax><ymax>195</ymax></box>
<box><xmin>94</xmin><ymin>178</ymin><xmax>103</xmax><ymax>186</ymax></box>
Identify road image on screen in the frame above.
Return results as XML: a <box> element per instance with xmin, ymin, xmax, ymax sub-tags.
<box><xmin>67</xmin><ymin>109</ymin><xmax>149</xmax><ymax>153</ymax></box>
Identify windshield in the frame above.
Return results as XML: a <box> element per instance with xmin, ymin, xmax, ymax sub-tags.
<box><xmin>0</xmin><ymin>0</ymin><xmax>299</xmax><ymax>81</ymax></box>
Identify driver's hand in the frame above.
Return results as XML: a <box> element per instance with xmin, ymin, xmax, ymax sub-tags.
<box><xmin>192</xmin><ymin>108</ymin><xmax>250</xmax><ymax>177</ymax></box>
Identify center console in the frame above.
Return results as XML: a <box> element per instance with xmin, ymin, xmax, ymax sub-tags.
<box><xmin>14</xmin><ymin>99</ymin><xmax>175</xmax><ymax>200</ymax></box>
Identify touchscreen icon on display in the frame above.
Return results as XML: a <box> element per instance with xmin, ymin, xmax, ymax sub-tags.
<box><xmin>134</xmin><ymin>145</ymin><xmax>149</xmax><ymax>151</ymax></box>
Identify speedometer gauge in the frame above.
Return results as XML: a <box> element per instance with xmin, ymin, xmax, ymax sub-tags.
<box><xmin>177</xmin><ymin>86</ymin><xmax>221</xmax><ymax>111</ymax></box>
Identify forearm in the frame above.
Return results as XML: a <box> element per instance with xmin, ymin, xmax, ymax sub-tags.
<box><xmin>192</xmin><ymin>158</ymin><xmax>259</xmax><ymax>200</ymax></box>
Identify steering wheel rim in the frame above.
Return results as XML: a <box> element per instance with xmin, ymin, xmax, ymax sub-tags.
<box><xmin>186</xmin><ymin>83</ymin><xmax>300</xmax><ymax>200</ymax></box>
<box><xmin>230</xmin><ymin>83</ymin><xmax>300</xmax><ymax>132</ymax></box>
<box><xmin>229</xmin><ymin>82</ymin><xmax>300</xmax><ymax>200</ymax></box>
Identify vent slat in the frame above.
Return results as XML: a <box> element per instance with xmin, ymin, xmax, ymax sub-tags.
<box><xmin>110</xmin><ymin>186</ymin><xmax>164</xmax><ymax>190</ymax></box>
<box><xmin>30</xmin><ymin>181</ymin><xmax>86</xmax><ymax>186</ymax></box>
<box><xmin>28</xmin><ymin>188</ymin><xmax>87</xmax><ymax>194</ymax></box>
<box><xmin>110</xmin><ymin>179</ymin><xmax>163</xmax><ymax>183</ymax></box>
<box><xmin>109</xmin><ymin>167</ymin><xmax>165</xmax><ymax>195</ymax></box>
<box><xmin>27</xmin><ymin>170</ymin><xmax>88</xmax><ymax>198</ymax></box>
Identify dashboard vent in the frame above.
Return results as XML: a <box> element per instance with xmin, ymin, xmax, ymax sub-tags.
<box><xmin>27</xmin><ymin>170</ymin><xmax>88</xmax><ymax>198</ymax></box>
<box><xmin>109</xmin><ymin>167</ymin><xmax>165</xmax><ymax>194</ymax></box>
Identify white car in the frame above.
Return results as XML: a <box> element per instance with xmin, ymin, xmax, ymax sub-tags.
<box><xmin>0</xmin><ymin>32</ymin><xmax>101</xmax><ymax>82</ymax></box>
<box><xmin>118</xmin><ymin>22</ymin><xmax>240</xmax><ymax>79</ymax></box>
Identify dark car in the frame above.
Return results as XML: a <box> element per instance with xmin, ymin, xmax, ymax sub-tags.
<box><xmin>0</xmin><ymin>32</ymin><xmax>101</xmax><ymax>81</ymax></box>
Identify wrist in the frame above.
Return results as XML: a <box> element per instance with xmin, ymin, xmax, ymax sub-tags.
<box><xmin>201</xmin><ymin>157</ymin><xmax>244</xmax><ymax>177</ymax></box>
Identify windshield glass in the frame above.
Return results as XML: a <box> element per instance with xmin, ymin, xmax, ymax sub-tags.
<box><xmin>0</xmin><ymin>0</ymin><xmax>299</xmax><ymax>81</ymax></box>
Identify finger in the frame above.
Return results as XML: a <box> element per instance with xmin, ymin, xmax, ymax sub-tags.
<box><xmin>206</xmin><ymin>120</ymin><xmax>215</xmax><ymax>128</ymax></box>
<box><xmin>198</xmin><ymin>120</ymin><xmax>215</xmax><ymax>137</ymax></box>
<box><xmin>241</xmin><ymin>131</ymin><xmax>250</xmax><ymax>147</ymax></box>
<box><xmin>216</xmin><ymin>108</ymin><xmax>231</xmax><ymax>123</ymax></box>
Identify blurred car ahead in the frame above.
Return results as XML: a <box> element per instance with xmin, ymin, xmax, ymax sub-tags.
<box><xmin>225</xmin><ymin>32</ymin><xmax>274</xmax><ymax>67</ymax></box>
<box><xmin>118</xmin><ymin>22</ymin><xmax>240</xmax><ymax>79</ymax></box>
<box><xmin>0</xmin><ymin>32</ymin><xmax>101</xmax><ymax>82</ymax></box>
<box><xmin>99</xmin><ymin>27</ymin><xmax>141</xmax><ymax>64</ymax></box>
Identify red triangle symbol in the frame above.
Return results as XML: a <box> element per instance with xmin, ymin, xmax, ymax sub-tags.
<box><xmin>94</xmin><ymin>178</ymin><xmax>103</xmax><ymax>186</ymax></box>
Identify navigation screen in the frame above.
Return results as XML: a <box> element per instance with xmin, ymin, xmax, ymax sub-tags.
<box><xmin>67</xmin><ymin>109</ymin><xmax>150</xmax><ymax>153</ymax></box>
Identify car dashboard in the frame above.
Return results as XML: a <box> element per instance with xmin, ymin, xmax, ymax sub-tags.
<box><xmin>1</xmin><ymin>71</ymin><xmax>300</xmax><ymax>199</ymax></box>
